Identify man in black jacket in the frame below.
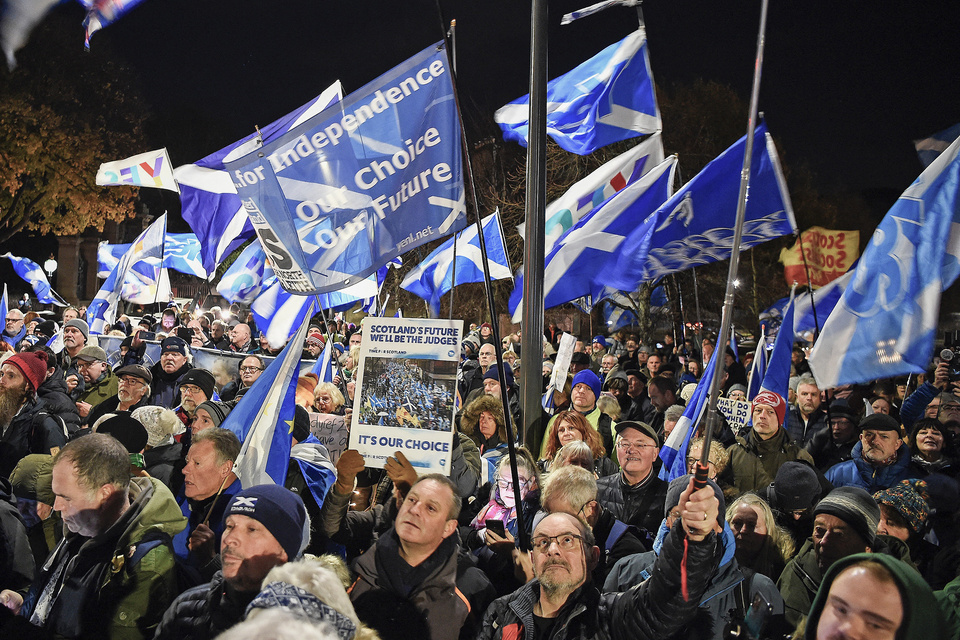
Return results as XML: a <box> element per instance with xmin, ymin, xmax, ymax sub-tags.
<box><xmin>27</xmin><ymin>345</ymin><xmax>80</xmax><ymax>435</ymax></box>
<box><xmin>0</xmin><ymin>352</ymin><xmax>66</xmax><ymax>478</ymax></box>
<box><xmin>479</xmin><ymin>478</ymin><xmax>720</xmax><ymax>640</ymax></box>
<box><xmin>148</xmin><ymin>337</ymin><xmax>193</xmax><ymax>409</ymax></box>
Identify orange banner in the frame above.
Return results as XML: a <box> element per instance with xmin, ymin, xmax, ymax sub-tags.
<box><xmin>779</xmin><ymin>227</ymin><xmax>859</xmax><ymax>288</ymax></box>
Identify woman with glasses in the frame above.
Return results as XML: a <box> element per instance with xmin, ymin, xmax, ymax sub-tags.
<box><xmin>539</xmin><ymin>410</ymin><xmax>616</xmax><ymax>477</ymax></box>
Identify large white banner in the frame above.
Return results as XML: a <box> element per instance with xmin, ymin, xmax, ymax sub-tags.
<box><xmin>350</xmin><ymin>316</ymin><xmax>462</xmax><ymax>474</ymax></box>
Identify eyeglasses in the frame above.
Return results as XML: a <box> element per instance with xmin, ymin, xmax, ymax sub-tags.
<box><xmin>496</xmin><ymin>478</ymin><xmax>529</xmax><ymax>490</ymax></box>
<box><xmin>531</xmin><ymin>532</ymin><xmax>585</xmax><ymax>553</ymax></box>
<box><xmin>118</xmin><ymin>377</ymin><xmax>145</xmax><ymax>386</ymax></box>
<box><xmin>685</xmin><ymin>457</ymin><xmax>717</xmax><ymax>469</ymax></box>
<box><xmin>180</xmin><ymin>385</ymin><xmax>203</xmax><ymax>395</ymax></box>
<box><xmin>240</xmin><ymin>366</ymin><xmax>263</xmax><ymax>373</ymax></box>
<box><xmin>5</xmin><ymin>317</ymin><xmax>21</xmax><ymax>323</ymax></box>
<box><xmin>616</xmin><ymin>441</ymin><xmax>657</xmax><ymax>451</ymax></box>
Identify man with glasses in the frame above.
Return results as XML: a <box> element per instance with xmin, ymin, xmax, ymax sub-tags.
<box><xmin>2</xmin><ymin>309</ymin><xmax>25</xmax><ymax>348</ymax></box>
<box><xmin>86</xmin><ymin>364</ymin><xmax>153</xmax><ymax>427</ymax></box>
<box><xmin>73</xmin><ymin>346</ymin><xmax>118</xmax><ymax>422</ymax></box>
<box><xmin>219</xmin><ymin>355</ymin><xmax>264</xmax><ymax>402</ymax></box>
<box><xmin>596</xmin><ymin>421</ymin><xmax>668</xmax><ymax>540</ymax></box>
<box><xmin>479</xmin><ymin>479</ymin><xmax>720</xmax><ymax>640</ymax></box>
<box><xmin>175</xmin><ymin>369</ymin><xmax>216</xmax><ymax>427</ymax></box>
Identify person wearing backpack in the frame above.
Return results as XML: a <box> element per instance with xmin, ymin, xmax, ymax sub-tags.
<box><xmin>0</xmin><ymin>351</ymin><xmax>67</xmax><ymax>478</ymax></box>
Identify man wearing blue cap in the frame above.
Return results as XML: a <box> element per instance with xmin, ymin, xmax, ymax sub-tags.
<box><xmin>155</xmin><ymin>483</ymin><xmax>307</xmax><ymax>639</ymax></box>
<box><xmin>590</xmin><ymin>335</ymin><xmax>609</xmax><ymax>373</ymax></box>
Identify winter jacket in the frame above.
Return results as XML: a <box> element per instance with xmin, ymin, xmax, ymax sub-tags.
<box><xmin>0</xmin><ymin>477</ymin><xmax>34</xmax><ymax>595</ymax></box>
<box><xmin>349</xmin><ymin>528</ymin><xmax>495</xmax><ymax>640</ymax></box>
<box><xmin>604</xmin><ymin>525</ymin><xmax>783</xmax><ymax>640</ymax></box>
<box><xmin>804</xmin><ymin>428</ymin><xmax>855</xmax><ymax>472</ymax></box>
<box><xmin>172</xmin><ymin>478</ymin><xmax>241</xmax><ymax>581</ymax></box>
<box><xmin>539</xmin><ymin>407</ymin><xmax>615</xmax><ymax>460</ymax></box>
<box><xmin>36</xmin><ymin>372</ymin><xmax>81</xmax><ymax>434</ymax></box>
<box><xmin>153</xmin><ymin>571</ymin><xmax>256</xmax><ymax>640</ymax></box>
<box><xmin>87</xmin><ymin>393</ymin><xmax>151</xmax><ymax>429</ymax></box>
<box><xmin>595</xmin><ymin>470</ymin><xmax>668</xmax><ymax>545</ymax></box>
<box><xmin>786</xmin><ymin>405</ymin><xmax>828</xmax><ymax>447</ymax></box>
<box><xmin>479</xmin><ymin>521</ymin><xmax>721</xmax><ymax>640</ymax></box>
<box><xmin>805</xmin><ymin>552</ymin><xmax>947</xmax><ymax>640</ymax></box>
<box><xmin>0</xmin><ymin>398</ymin><xmax>67</xmax><ymax>479</ymax></box>
<box><xmin>143</xmin><ymin>442</ymin><xmax>184</xmax><ymax>495</ymax></box>
<box><xmin>724</xmin><ymin>428</ymin><xmax>814</xmax><ymax>495</ymax></box>
<box><xmin>909</xmin><ymin>453</ymin><xmax>960</xmax><ymax>478</ymax></box>
<box><xmin>77</xmin><ymin>369</ymin><xmax>119</xmax><ymax>409</ymax></box>
<box><xmin>590</xmin><ymin>506</ymin><xmax>647</xmax><ymax>585</ymax></box>
<box><xmin>900</xmin><ymin>382</ymin><xmax>940</xmax><ymax>430</ymax></box>
<box><xmin>21</xmin><ymin>477</ymin><xmax>186</xmax><ymax>639</ymax></box>
<box><xmin>148</xmin><ymin>362</ymin><xmax>193</xmax><ymax>409</ymax></box>
<box><xmin>824</xmin><ymin>440</ymin><xmax>918</xmax><ymax>493</ymax></box>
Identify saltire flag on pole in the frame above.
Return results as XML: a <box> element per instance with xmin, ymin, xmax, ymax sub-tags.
<box><xmin>561</xmin><ymin>0</ymin><xmax>638</xmax><ymax>25</ymax></box>
<box><xmin>809</xmin><ymin>136</ymin><xmax>960</xmax><ymax>388</ymax></box>
<box><xmin>224</xmin><ymin>42</ymin><xmax>465</xmax><ymax>295</ymax></box>
<box><xmin>747</xmin><ymin>324</ymin><xmax>768</xmax><ymax>402</ymax></box>
<box><xmin>659</xmin><ymin>346</ymin><xmax>719</xmax><ymax>482</ymax></box>
<box><xmin>607</xmin><ymin>121</ymin><xmax>797</xmax><ymax>291</ymax></box>
<box><xmin>175</xmin><ymin>82</ymin><xmax>344</xmax><ymax>276</ymax></box>
<box><xmin>87</xmin><ymin>214</ymin><xmax>167</xmax><ymax>334</ymax></box>
<box><xmin>914</xmin><ymin>123</ymin><xmax>960</xmax><ymax>169</ymax></box>
<box><xmin>96</xmin><ymin>148</ymin><xmax>179</xmax><ymax>192</ymax></box>
<box><xmin>222</xmin><ymin>302</ymin><xmax>314</xmax><ymax>487</ymax></box>
<box><xmin>1</xmin><ymin>253</ymin><xmax>67</xmax><ymax>306</ymax></box>
<box><xmin>517</xmin><ymin>134</ymin><xmax>664</xmax><ymax>252</ymax></box>
<box><xmin>495</xmin><ymin>28</ymin><xmax>661</xmax><ymax>155</ymax></box>
<box><xmin>99</xmin><ymin>234</ymin><xmax>207</xmax><ymax>279</ymax></box>
<box><xmin>758</xmin><ymin>289</ymin><xmax>795</xmax><ymax>402</ymax></box>
<box><xmin>401</xmin><ymin>209</ymin><xmax>512</xmax><ymax>317</ymax></box>
<box><xmin>509</xmin><ymin>156</ymin><xmax>677</xmax><ymax>320</ymax></box>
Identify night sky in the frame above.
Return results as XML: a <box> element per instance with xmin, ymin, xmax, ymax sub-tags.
<box><xmin>82</xmin><ymin>0</ymin><xmax>960</xmax><ymax>198</ymax></box>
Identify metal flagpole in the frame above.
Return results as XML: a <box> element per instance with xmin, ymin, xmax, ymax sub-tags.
<box><xmin>697</xmin><ymin>0</ymin><xmax>771</xmax><ymax>488</ymax></box>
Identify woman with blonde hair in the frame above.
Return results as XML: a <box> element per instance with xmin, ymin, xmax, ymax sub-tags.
<box><xmin>314</xmin><ymin>381</ymin><xmax>346</xmax><ymax>415</ymax></box>
<box><xmin>539</xmin><ymin>410</ymin><xmax>615</xmax><ymax>477</ymax></box>
<box><xmin>725</xmin><ymin>492</ymin><xmax>796</xmax><ymax>580</ymax></box>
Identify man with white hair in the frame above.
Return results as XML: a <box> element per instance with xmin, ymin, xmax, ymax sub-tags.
<box><xmin>2</xmin><ymin>308</ymin><xmax>25</xmax><ymax>348</ymax></box>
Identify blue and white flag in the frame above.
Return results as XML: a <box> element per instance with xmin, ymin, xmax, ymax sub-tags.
<box><xmin>747</xmin><ymin>324</ymin><xmax>768</xmax><ymax>402</ymax></box>
<box><xmin>79</xmin><ymin>0</ymin><xmax>148</xmax><ymax>48</ymax></box>
<box><xmin>608</xmin><ymin>122</ymin><xmax>797</xmax><ymax>291</ymax></box>
<box><xmin>602</xmin><ymin>291</ymin><xmax>640</xmax><ymax>332</ymax></box>
<box><xmin>225</xmin><ymin>43</ymin><xmax>465</xmax><ymax>295</ymax></box>
<box><xmin>97</xmin><ymin>242</ymin><xmax>129</xmax><ymax>278</ymax></box>
<box><xmin>310</xmin><ymin>338</ymin><xmax>335</xmax><ymax>382</ymax></box>
<box><xmin>659</xmin><ymin>346</ymin><xmax>719</xmax><ymax>482</ymax></box>
<box><xmin>759</xmin><ymin>290</ymin><xmax>795</xmax><ymax>401</ymax></box>
<box><xmin>175</xmin><ymin>82</ymin><xmax>343</xmax><ymax>276</ymax></box>
<box><xmin>915</xmin><ymin>123</ymin><xmax>960</xmax><ymax>169</ymax></box>
<box><xmin>518</xmin><ymin>134</ymin><xmax>664</xmax><ymax>252</ymax></box>
<box><xmin>401</xmin><ymin>210</ymin><xmax>512</xmax><ymax>317</ymax></box>
<box><xmin>46</xmin><ymin>328</ymin><xmax>63</xmax><ymax>354</ymax></box>
<box><xmin>217</xmin><ymin>240</ymin><xmax>272</xmax><ymax>304</ymax></box>
<box><xmin>1</xmin><ymin>253</ymin><xmax>67</xmax><ymax>306</ymax></box>
<box><xmin>510</xmin><ymin>156</ymin><xmax>676</xmax><ymax>320</ymax></box>
<box><xmin>809</xmin><ymin>136</ymin><xmax>960</xmax><ymax>388</ymax></box>
<box><xmin>162</xmin><ymin>233</ymin><xmax>207</xmax><ymax>278</ymax></box>
<box><xmin>561</xmin><ymin>0</ymin><xmax>638</xmax><ymax>25</ymax></box>
<box><xmin>764</xmin><ymin>265</ymin><xmax>855</xmax><ymax>337</ymax></box>
<box><xmin>222</xmin><ymin>302</ymin><xmax>314</xmax><ymax>487</ymax></box>
<box><xmin>87</xmin><ymin>214</ymin><xmax>166</xmax><ymax>334</ymax></box>
<box><xmin>495</xmin><ymin>28</ymin><xmax>661</xmax><ymax>155</ymax></box>
<box><xmin>0</xmin><ymin>284</ymin><xmax>7</xmax><ymax>322</ymax></box>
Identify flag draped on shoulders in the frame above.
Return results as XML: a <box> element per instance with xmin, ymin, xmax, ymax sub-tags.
<box><xmin>401</xmin><ymin>210</ymin><xmax>512</xmax><ymax>317</ymax></box>
<box><xmin>495</xmin><ymin>28</ymin><xmax>661</xmax><ymax>155</ymax></box>
<box><xmin>221</xmin><ymin>303</ymin><xmax>314</xmax><ymax>487</ymax></box>
<box><xmin>809</xmin><ymin>136</ymin><xmax>960</xmax><ymax>388</ymax></box>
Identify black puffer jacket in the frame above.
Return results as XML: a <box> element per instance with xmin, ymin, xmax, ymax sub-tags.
<box><xmin>148</xmin><ymin>362</ymin><xmax>192</xmax><ymax>409</ymax></box>
<box><xmin>0</xmin><ymin>398</ymin><xmax>67</xmax><ymax>479</ymax></box>
<box><xmin>478</xmin><ymin>522</ymin><xmax>721</xmax><ymax>640</ymax></box>
<box><xmin>36</xmin><ymin>373</ymin><xmax>80</xmax><ymax>435</ymax></box>
<box><xmin>153</xmin><ymin>572</ymin><xmax>255</xmax><ymax>640</ymax></box>
<box><xmin>596</xmin><ymin>470</ymin><xmax>668</xmax><ymax>545</ymax></box>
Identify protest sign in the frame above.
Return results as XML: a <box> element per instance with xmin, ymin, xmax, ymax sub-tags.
<box><xmin>779</xmin><ymin>227</ymin><xmax>859</xmax><ymax>288</ymax></box>
<box><xmin>717</xmin><ymin>397</ymin><xmax>751</xmax><ymax>434</ymax></box>
<box><xmin>547</xmin><ymin>332</ymin><xmax>577</xmax><ymax>394</ymax></box>
<box><xmin>350</xmin><ymin>316</ymin><xmax>462</xmax><ymax>473</ymax></box>
<box><xmin>309</xmin><ymin>413</ymin><xmax>349</xmax><ymax>463</ymax></box>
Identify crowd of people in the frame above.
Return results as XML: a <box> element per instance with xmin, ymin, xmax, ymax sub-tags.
<box><xmin>0</xmin><ymin>304</ymin><xmax>956</xmax><ymax>639</ymax></box>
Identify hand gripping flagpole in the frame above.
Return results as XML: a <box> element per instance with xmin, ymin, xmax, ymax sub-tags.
<box><xmin>696</xmin><ymin>0</ymin><xmax>771</xmax><ymax>491</ymax></box>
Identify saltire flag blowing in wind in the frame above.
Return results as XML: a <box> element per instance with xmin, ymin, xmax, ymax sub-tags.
<box><xmin>747</xmin><ymin>324</ymin><xmax>768</xmax><ymax>402</ymax></box>
<box><xmin>758</xmin><ymin>290</ymin><xmax>795</xmax><ymax>403</ymax></box>
<box><xmin>175</xmin><ymin>82</ymin><xmax>344</xmax><ymax>276</ymax></box>
<box><xmin>225</xmin><ymin>42</ymin><xmax>466</xmax><ymax>295</ymax></box>
<box><xmin>659</xmin><ymin>346</ymin><xmax>720</xmax><ymax>482</ymax></box>
<box><xmin>401</xmin><ymin>210</ymin><xmax>512</xmax><ymax>317</ymax></box>
<box><xmin>510</xmin><ymin>156</ymin><xmax>677</xmax><ymax>320</ymax></box>
<box><xmin>495</xmin><ymin>28</ymin><xmax>661</xmax><ymax>155</ymax></box>
<box><xmin>607</xmin><ymin>121</ymin><xmax>797</xmax><ymax>292</ymax></box>
<box><xmin>221</xmin><ymin>302</ymin><xmax>315</xmax><ymax>487</ymax></box>
<box><xmin>87</xmin><ymin>214</ymin><xmax>166</xmax><ymax>334</ymax></box>
<box><xmin>809</xmin><ymin>135</ymin><xmax>960</xmax><ymax>388</ymax></box>
<box><xmin>1</xmin><ymin>253</ymin><xmax>67</xmax><ymax>306</ymax></box>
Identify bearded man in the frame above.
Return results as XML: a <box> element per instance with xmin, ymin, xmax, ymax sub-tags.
<box><xmin>0</xmin><ymin>352</ymin><xmax>67</xmax><ymax>478</ymax></box>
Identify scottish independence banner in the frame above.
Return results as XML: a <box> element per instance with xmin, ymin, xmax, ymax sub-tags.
<box><xmin>225</xmin><ymin>42</ymin><xmax>465</xmax><ymax>295</ymax></box>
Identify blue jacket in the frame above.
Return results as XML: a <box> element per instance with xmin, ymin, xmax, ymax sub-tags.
<box><xmin>900</xmin><ymin>382</ymin><xmax>939</xmax><ymax>429</ymax></box>
<box><xmin>824</xmin><ymin>440</ymin><xmax>917</xmax><ymax>493</ymax></box>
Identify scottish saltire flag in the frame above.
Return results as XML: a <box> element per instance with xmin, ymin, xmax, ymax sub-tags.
<box><xmin>561</xmin><ymin>0</ymin><xmax>638</xmax><ymax>24</ymax></box>
<box><xmin>87</xmin><ymin>214</ymin><xmax>166</xmax><ymax>334</ymax></box>
<box><xmin>96</xmin><ymin>148</ymin><xmax>179</xmax><ymax>192</ymax></box>
<box><xmin>97</xmin><ymin>242</ymin><xmax>129</xmax><ymax>278</ymax></box>
<box><xmin>747</xmin><ymin>324</ymin><xmax>768</xmax><ymax>401</ymax></box>
<box><xmin>223</xmin><ymin>303</ymin><xmax>313</xmax><ymax>487</ymax></box>
<box><xmin>310</xmin><ymin>339</ymin><xmax>335</xmax><ymax>382</ymax></box>
<box><xmin>510</xmin><ymin>156</ymin><xmax>676</xmax><ymax>320</ymax></box>
<box><xmin>602</xmin><ymin>291</ymin><xmax>640</xmax><ymax>332</ymax></box>
<box><xmin>252</xmin><ymin>276</ymin><xmax>378</xmax><ymax>349</ymax></box>
<box><xmin>79</xmin><ymin>0</ymin><xmax>147</xmax><ymax>47</ymax></box>
<box><xmin>225</xmin><ymin>43</ymin><xmax>465</xmax><ymax>295</ymax></box>
<box><xmin>120</xmin><ymin>259</ymin><xmax>170</xmax><ymax>304</ymax></box>
<box><xmin>764</xmin><ymin>265</ymin><xmax>855</xmax><ymax>336</ymax></box>
<box><xmin>659</xmin><ymin>346</ymin><xmax>719</xmax><ymax>482</ymax></box>
<box><xmin>46</xmin><ymin>328</ymin><xmax>63</xmax><ymax>354</ymax></box>
<box><xmin>809</xmin><ymin>136</ymin><xmax>960</xmax><ymax>388</ymax></box>
<box><xmin>217</xmin><ymin>240</ymin><xmax>273</xmax><ymax>304</ymax></box>
<box><xmin>608</xmin><ymin>122</ymin><xmax>797</xmax><ymax>291</ymax></box>
<box><xmin>401</xmin><ymin>210</ymin><xmax>512</xmax><ymax>317</ymax></box>
<box><xmin>915</xmin><ymin>123</ymin><xmax>960</xmax><ymax>168</ymax></box>
<box><xmin>175</xmin><ymin>82</ymin><xmax>343</xmax><ymax>276</ymax></box>
<box><xmin>495</xmin><ymin>29</ymin><xmax>660</xmax><ymax>155</ymax></box>
<box><xmin>518</xmin><ymin>134</ymin><xmax>664</xmax><ymax>251</ymax></box>
<box><xmin>759</xmin><ymin>290</ymin><xmax>795</xmax><ymax>401</ymax></box>
<box><xmin>1</xmin><ymin>253</ymin><xmax>67</xmax><ymax>306</ymax></box>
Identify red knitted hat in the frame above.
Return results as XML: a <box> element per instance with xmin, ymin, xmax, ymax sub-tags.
<box><xmin>753</xmin><ymin>389</ymin><xmax>787</xmax><ymax>426</ymax></box>
<box><xmin>5</xmin><ymin>351</ymin><xmax>49</xmax><ymax>391</ymax></box>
